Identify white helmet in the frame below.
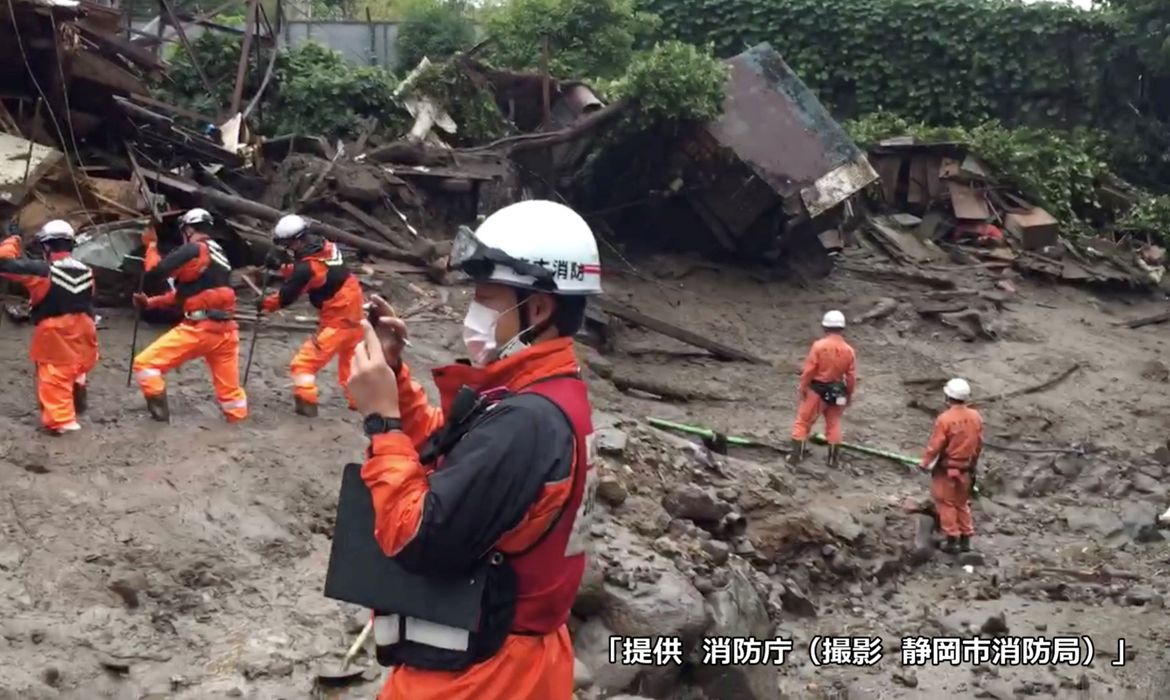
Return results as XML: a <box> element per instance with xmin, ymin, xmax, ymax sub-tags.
<box><xmin>274</xmin><ymin>214</ymin><xmax>309</xmax><ymax>241</ymax></box>
<box><xmin>822</xmin><ymin>309</ymin><xmax>846</xmax><ymax>329</ymax></box>
<box><xmin>944</xmin><ymin>378</ymin><xmax>971</xmax><ymax>402</ymax></box>
<box><xmin>179</xmin><ymin>208</ymin><xmax>213</xmax><ymax>227</ymax></box>
<box><xmin>453</xmin><ymin>200</ymin><xmax>602</xmax><ymax>295</ymax></box>
<box><xmin>35</xmin><ymin>219</ymin><xmax>75</xmax><ymax>243</ymax></box>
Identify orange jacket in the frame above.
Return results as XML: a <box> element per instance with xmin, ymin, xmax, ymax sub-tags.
<box><xmin>261</xmin><ymin>241</ymin><xmax>363</xmax><ymax>327</ymax></box>
<box><xmin>142</xmin><ymin>234</ymin><xmax>236</xmax><ymax>320</ymax></box>
<box><xmin>0</xmin><ymin>236</ymin><xmax>98</xmax><ymax>365</ymax></box>
<box><xmin>798</xmin><ymin>333</ymin><xmax>857</xmax><ymax>395</ymax></box>
<box><xmin>922</xmin><ymin>404</ymin><xmax>984</xmax><ymax>470</ymax></box>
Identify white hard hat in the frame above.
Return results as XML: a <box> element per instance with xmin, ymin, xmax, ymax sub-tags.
<box><xmin>274</xmin><ymin>214</ymin><xmax>309</xmax><ymax>241</ymax></box>
<box><xmin>35</xmin><ymin>219</ymin><xmax>75</xmax><ymax>243</ymax></box>
<box><xmin>453</xmin><ymin>200</ymin><xmax>602</xmax><ymax>295</ymax></box>
<box><xmin>180</xmin><ymin>208</ymin><xmax>213</xmax><ymax>226</ymax></box>
<box><xmin>944</xmin><ymin>378</ymin><xmax>971</xmax><ymax>401</ymax></box>
<box><xmin>822</xmin><ymin>309</ymin><xmax>846</xmax><ymax>329</ymax></box>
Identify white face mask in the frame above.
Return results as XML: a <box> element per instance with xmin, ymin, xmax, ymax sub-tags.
<box><xmin>462</xmin><ymin>299</ymin><xmax>530</xmax><ymax>367</ymax></box>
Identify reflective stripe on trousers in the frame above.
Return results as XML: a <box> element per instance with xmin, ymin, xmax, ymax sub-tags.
<box><xmin>373</xmin><ymin>614</ymin><xmax>470</xmax><ymax>652</ymax></box>
<box><xmin>133</xmin><ymin>323</ymin><xmax>247</xmax><ymax>420</ymax></box>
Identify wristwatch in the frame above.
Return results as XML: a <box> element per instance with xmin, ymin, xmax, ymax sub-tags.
<box><xmin>363</xmin><ymin>414</ymin><xmax>403</xmax><ymax>437</ymax></box>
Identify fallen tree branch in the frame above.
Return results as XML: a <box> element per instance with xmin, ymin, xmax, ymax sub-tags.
<box><xmin>981</xmin><ymin>363</ymin><xmax>1082</xmax><ymax>404</ymax></box>
<box><xmin>1024</xmin><ymin>566</ymin><xmax>1141</xmax><ymax>583</ymax></box>
<box><xmin>607</xmin><ymin>370</ymin><xmax>736</xmax><ymax>402</ymax></box>
<box><xmin>594</xmin><ymin>297</ymin><xmax>767</xmax><ymax>364</ymax></box>
<box><xmin>1121</xmin><ymin>309</ymin><xmax>1170</xmax><ymax>329</ymax></box>
<box><xmin>462</xmin><ymin>99</ymin><xmax>630</xmax><ymax>154</ymax></box>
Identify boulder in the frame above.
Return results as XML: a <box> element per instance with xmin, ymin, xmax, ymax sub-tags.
<box><xmin>1120</xmin><ymin>501</ymin><xmax>1164</xmax><ymax>543</ymax></box>
<box><xmin>595</xmin><ymin>428</ymin><xmax>629</xmax><ymax>456</ymax></box>
<box><xmin>597</xmin><ymin>475</ymin><xmax>629</xmax><ymax>507</ymax></box>
<box><xmin>1063</xmin><ymin>507</ymin><xmax>1124</xmax><ymax>538</ymax></box>
<box><xmin>807</xmin><ymin>504</ymin><xmax>863</xmax><ymax>542</ymax></box>
<box><xmin>694</xmin><ymin>559</ymin><xmax>780</xmax><ymax>700</ymax></box>
<box><xmin>618</xmin><ymin>496</ymin><xmax>672</xmax><ymax>537</ymax></box>
<box><xmin>662</xmin><ymin>484</ymin><xmax>732</xmax><ymax>524</ymax></box>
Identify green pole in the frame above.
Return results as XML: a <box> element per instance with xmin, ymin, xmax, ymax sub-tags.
<box><xmin>809</xmin><ymin>433</ymin><xmax>920</xmax><ymax>467</ymax></box>
<box><xmin>647</xmin><ymin>417</ymin><xmax>759</xmax><ymax>446</ymax></box>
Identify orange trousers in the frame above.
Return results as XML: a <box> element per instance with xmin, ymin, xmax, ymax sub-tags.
<box><xmin>132</xmin><ymin>322</ymin><xmax>248</xmax><ymax>421</ymax></box>
<box><xmin>36</xmin><ymin>361</ymin><xmax>95</xmax><ymax>432</ymax></box>
<box><xmin>378</xmin><ymin>626</ymin><xmax>574</xmax><ymax>700</ymax></box>
<box><xmin>931</xmin><ymin>470</ymin><xmax>974</xmax><ymax>537</ymax></box>
<box><xmin>791</xmin><ymin>389</ymin><xmax>845</xmax><ymax>444</ymax></box>
<box><xmin>290</xmin><ymin>325</ymin><xmax>363</xmax><ymax>407</ymax></box>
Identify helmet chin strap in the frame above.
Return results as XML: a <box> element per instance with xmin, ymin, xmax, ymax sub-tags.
<box><xmin>498</xmin><ymin>290</ymin><xmax>553</xmax><ymax>360</ymax></box>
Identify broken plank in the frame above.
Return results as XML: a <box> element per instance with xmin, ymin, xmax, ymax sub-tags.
<box><xmin>593</xmin><ymin>297</ymin><xmax>767</xmax><ymax>364</ymax></box>
<box><xmin>981</xmin><ymin>363</ymin><xmax>1082</xmax><ymax>404</ymax></box>
<box><xmin>335</xmin><ymin>200</ymin><xmax>414</xmax><ymax>250</ymax></box>
<box><xmin>838</xmin><ymin>262</ymin><xmax>957</xmax><ymax>290</ymax></box>
<box><xmin>1122</xmin><ymin>309</ymin><xmax>1170</xmax><ymax>329</ymax></box>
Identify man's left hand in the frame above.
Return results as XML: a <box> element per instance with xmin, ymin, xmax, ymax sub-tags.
<box><xmin>349</xmin><ymin>319</ymin><xmax>400</xmax><ymax>419</ymax></box>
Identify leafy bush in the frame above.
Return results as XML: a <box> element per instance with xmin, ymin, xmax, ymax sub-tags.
<box><xmin>485</xmin><ymin>0</ymin><xmax>661</xmax><ymax>79</ymax></box>
<box><xmin>609</xmin><ymin>41</ymin><xmax>727</xmax><ymax>127</ymax></box>
<box><xmin>158</xmin><ymin>33</ymin><xmax>409</xmax><ymax>140</ymax></box>
<box><xmin>395</xmin><ymin>0</ymin><xmax>477</xmax><ymax>72</ymax></box>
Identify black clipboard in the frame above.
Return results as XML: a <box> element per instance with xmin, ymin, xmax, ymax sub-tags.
<box><xmin>324</xmin><ymin>463</ymin><xmax>486</xmax><ymax>631</ymax></box>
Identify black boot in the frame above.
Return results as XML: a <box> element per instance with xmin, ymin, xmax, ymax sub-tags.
<box><xmin>787</xmin><ymin>440</ymin><xmax>805</xmax><ymax>465</ymax></box>
<box><xmin>73</xmin><ymin>383</ymin><xmax>88</xmax><ymax>415</ymax></box>
<box><xmin>295</xmin><ymin>397</ymin><xmax>318</xmax><ymax>418</ymax></box>
<box><xmin>826</xmin><ymin>445</ymin><xmax>840</xmax><ymax>468</ymax></box>
<box><xmin>146</xmin><ymin>394</ymin><xmax>170</xmax><ymax>422</ymax></box>
<box><xmin>940</xmin><ymin>536</ymin><xmax>960</xmax><ymax>554</ymax></box>
<box><xmin>959</xmin><ymin>535</ymin><xmax>971</xmax><ymax>552</ymax></box>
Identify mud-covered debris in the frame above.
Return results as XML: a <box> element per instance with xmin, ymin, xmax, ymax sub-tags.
<box><xmin>41</xmin><ymin>667</ymin><xmax>60</xmax><ymax>687</ymax></box>
<box><xmin>1120</xmin><ymin>501</ymin><xmax>1164</xmax><ymax>543</ymax></box>
<box><xmin>892</xmin><ymin>669</ymin><xmax>918</xmax><ymax>688</ymax></box>
<box><xmin>957</xmin><ymin>550</ymin><xmax>986</xmax><ymax>567</ymax></box>
<box><xmin>595</xmin><ymin>428</ymin><xmax>629</xmax><ymax>455</ymax></box>
<box><xmin>97</xmin><ymin>654</ymin><xmax>131</xmax><ymax>674</ymax></box>
<box><xmin>701</xmin><ymin>539</ymin><xmax>731</xmax><ymax>566</ymax></box>
<box><xmin>1063</xmin><ymin>506</ymin><xmax>1123</xmax><ymax>537</ymax></box>
<box><xmin>619</xmin><ymin>496</ymin><xmax>672</xmax><ymax>537</ymax></box>
<box><xmin>979</xmin><ymin>612</ymin><xmax>1009</xmax><ymax>636</ymax></box>
<box><xmin>573</xmin><ymin>657</ymin><xmax>594</xmax><ymax>690</ymax></box>
<box><xmin>596</xmin><ymin>475</ymin><xmax>628</xmax><ymax>507</ymax></box>
<box><xmin>662</xmin><ymin>484</ymin><xmax>732</xmax><ymax>523</ymax></box>
<box><xmin>1123</xmin><ymin>586</ymin><xmax>1163</xmax><ymax>607</ymax></box>
<box><xmin>107</xmin><ymin>571</ymin><xmax>148</xmax><ymax>609</ymax></box>
<box><xmin>780</xmin><ymin>580</ymin><xmax>817</xmax><ymax>617</ymax></box>
<box><xmin>696</xmin><ymin>559</ymin><xmax>776</xmax><ymax>700</ymax></box>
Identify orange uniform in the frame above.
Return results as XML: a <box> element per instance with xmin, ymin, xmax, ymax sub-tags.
<box><xmin>0</xmin><ymin>235</ymin><xmax>98</xmax><ymax>432</ymax></box>
<box><xmin>921</xmin><ymin>403</ymin><xmax>984</xmax><ymax>537</ymax></box>
<box><xmin>261</xmin><ymin>240</ymin><xmax>364</xmax><ymax>408</ymax></box>
<box><xmin>791</xmin><ymin>333</ymin><xmax>857</xmax><ymax>444</ymax></box>
<box><xmin>132</xmin><ymin>234</ymin><xmax>247</xmax><ymax>421</ymax></box>
<box><xmin>364</xmin><ymin>339</ymin><xmax>587</xmax><ymax>700</ymax></box>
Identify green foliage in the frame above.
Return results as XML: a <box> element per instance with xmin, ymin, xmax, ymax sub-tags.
<box><xmin>158</xmin><ymin>33</ymin><xmax>409</xmax><ymax>140</ymax></box>
<box><xmin>485</xmin><ymin>0</ymin><xmax>661</xmax><ymax>79</ymax></box>
<box><xmin>1117</xmin><ymin>194</ymin><xmax>1170</xmax><ymax>240</ymax></box>
<box><xmin>395</xmin><ymin>0</ymin><xmax>477</xmax><ymax>72</ymax></box>
<box><xmin>408</xmin><ymin>62</ymin><xmax>512</xmax><ymax>144</ymax></box>
<box><xmin>609</xmin><ymin>41</ymin><xmax>727</xmax><ymax>127</ymax></box>
<box><xmin>640</xmin><ymin>0</ymin><xmax>1127</xmax><ymax>129</ymax></box>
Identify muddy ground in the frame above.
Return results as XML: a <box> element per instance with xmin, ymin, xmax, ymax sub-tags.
<box><xmin>1</xmin><ymin>247</ymin><xmax>1168</xmax><ymax>699</ymax></box>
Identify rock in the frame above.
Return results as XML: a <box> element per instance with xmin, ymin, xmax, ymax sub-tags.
<box><xmin>957</xmin><ymin>551</ymin><xmax>985</xmax><ymax>567</ymax></box>
<box><xmin>892</xmin><ymin>669</ymin><xmax>918</xmax><ymax>688</ymax></box>
<box><xmin>619</xmin><ymin>496</ymin><xmax>672</xmax><ymax>537</ymax></box>
<box><xmin>807</xmin><ymin>504</ymin><xmax>863</xmax><ymax>542</ymax></box>
<box><xmin>716</xmin><ymin>487</ymin><xmax>739</xmax><ymax>503</ymax></box>
<box><xmin>573</xmin><ymin>618</ymin><xmax>640</xmax><ymax>694</ymax></box>
<box><xmin>1120</xmin><ymin>501</ymin><xmax>1164</xmax><ymax>543</ymax></box>
<box><xmin>701</xmin><ymin>539</ymin><xmax>731</xmax><ymax>566</ymax></box>
<box><xmin>780</xmin><ymin>580</ymin><xmax>818</xmax><ymax>617</ymax></box>
<box><xmin>595</xmin><ymin>428</ymin><xmax>629</xmax><ymax>455</ymax></box>
<box><xmin>909</xmin><ymin>513</ymin><xmax>936</xmax><ymax>565</ymax></box>
<box><xmin>107</xmin><ymin>571</ymin><xmax>148</xmax><ymax>609</ymax></box>
<box><xmin>1129</xmin><ymin>471</ymin><xmax>1163</xmax><ymax>496</ymax></box>
<box><xmin>694</xmin><ymin>559</ymin><xmax>779</xmax><ymax>700</ymax></box>
<box><xmin>733</xmin><ymin>538</ymin><xmax>756</xmax><ymax>557</ymax></box>
<box><xmin>596</xmin><ymin>475</ymin><xmax>628</xmax><ymax>507</ymax></box>
<box><xmin>662</xmin><ymin>484</ymin><xmax>732</xmax><ymax>523</ymax></box>
<box><xmin>1123</xmin><ymin>586</ymin><xmax>1163</xmax><ymax>607</ymax></box>
<box><xmin>573</xmin><ymin>658</ymin><xmax>594</xmax><ymax>690</ymax></box>
<box><xmin>870</xmin><ymin>557</ymin><xmax>901</xmax><ymax>582</ymax></box>
<box><xmin>600</xmin><ymin>558</ymin><xmax>708</xmax><ymax>648</ymax></box>
<box><xmin>1063</xmin><ymin>507</ymin><xmax>1124</xmax><ymax>538</ymax></box>
<box><xmin>1140</xmin><ymin>359</ymin><xmax>1169</xmax><ymax>382</ymax></box>
<box><xmin>980</xmin><ymin>613</ymin><xmax>1009</xmax><ymax>636</ymax></box>
<box><xmin>41</xmin><ymin>667</ymin><xmax>60</xmax><ymax>688</ymax></box>
<box><xmin>238</xmin><ymin>652</ymin><xmax>295</xmax><ymax>680</ymax></box>
<box><xmin>694</xmin><ymin>577</ymin><xmax>716</xmax><ymax>595</ymax></box>
<box><xmin>574</xmin><ymin>555</ymin><xmax>607</xmax><ymax>616</ymax></box>
<box><xmin>718</xmin><ymin>511</ymin><xmax>748</xmax><ymax>538</ymax></box>
<box><xmin>652</xmin><ymin>537</ymin><xmax>685</xmax><ymax>559</ymax></box>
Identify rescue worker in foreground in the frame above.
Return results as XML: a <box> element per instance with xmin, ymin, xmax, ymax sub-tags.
<box><xmin>345</xmin><ymin>200</ymin><xmax>602</xmax><ymax>700</ymax></box>
<box><xmin>258</xmin><ymin>214</ymin><xmax>364</xmax><ymax>417</ymax></box>
<box><xmin>789</xmin><ymin>309</ymin><xmax>857</xmax><ymax>467</ymax></box>
<box><xmin>0</xmin><ymin>220</ymin><xmax>98</xmax><ymax>434</ymax></box>
<box><xmin>920</xmin><ymin>378</ymin><xmax>983</xmax><ymax>554</ymax></box>
<box><xmin>131</xmin><ymin>208</ymin><xmax>247</xmax><ymax>423</ymax></box>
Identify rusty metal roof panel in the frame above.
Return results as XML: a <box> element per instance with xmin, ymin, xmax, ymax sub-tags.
<box><xmin>706</xmin><ymin>43</ymin><xmax>877</xmax><ymax>217</ymax></box>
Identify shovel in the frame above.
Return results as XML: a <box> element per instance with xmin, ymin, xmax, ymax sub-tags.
<box><xmin>316</xmin><ymin>619</ymin><xmax>373</xmax><ymax>686</ymax></box>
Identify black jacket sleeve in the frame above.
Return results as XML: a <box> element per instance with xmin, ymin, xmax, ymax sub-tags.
<box><xmin>276</xmin><ymin>261</ymin><xmax>313</xmax><ymax>308</ymax></box>
<box><xmin>393</xmin><ymin>393</ymin><xmax>575</xmax><ymax>576</ymax></box>
<box><xmin>150</xmin><ymin>242</ymin><xmax>201</xmax><ymax>280</ymax></box>
<box><xmin>0</xmin><ymin>259</ymin><xmax>49</xmax><ymax>276</ymax></box>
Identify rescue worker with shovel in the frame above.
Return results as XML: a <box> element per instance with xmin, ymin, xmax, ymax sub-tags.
<box><xmin>0</xmin><ymin>220</ymin><xmax>98</xmax><ymax>435</ymax></box>
<box><xmin>920</xmin><ymin>378</ymin><xmax>983</xmax><ymax>553</ymax></box>
<box><xmin>257</xmin><ymin>214</ymin><xmax>365</xmax><ymax>416</ymax></box>
<box><xmin>342</xmin><ymin>200</ymin><xmax>602</xmax><ymax>700</ymax></box>
<box><xmin>789</xmin><ymin>310</ymin><xmax>857</xmax><ymax>467</ymax></box>
<box><xmin>131</xmin><ymin>208</ymin><xmax>247</xmax><ymax>423</ymax></box>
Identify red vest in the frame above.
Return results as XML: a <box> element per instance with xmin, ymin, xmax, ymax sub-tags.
<box><xmin>510</xmin><ymin>376</ymin><xmax>595</xmax><ymax>633</ymax></box>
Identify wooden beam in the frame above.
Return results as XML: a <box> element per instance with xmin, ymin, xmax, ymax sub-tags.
<box><xmin>593</xmin><ymin>298</ymin><xmax>767</xmax><ymax>364</ymax></box>
<box><xmin>229</xmin><ymin>0</ymin><xmax>260</xmax><ymax>116</ymax></box>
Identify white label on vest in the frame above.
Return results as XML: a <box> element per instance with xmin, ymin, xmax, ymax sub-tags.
<box><xmin>564</xmin><ymin>435</ymin><xmax>598</xmax><ymax>557</ymax></box>
<box><xmin>324</xmin><ymin>245</ymin><xmax>344</xmax><ymax>266</ymax></box>
<box><xmin>207</xmin><ymin>241</ymin><xmax>231</xmax><ymax>271</ymax></box>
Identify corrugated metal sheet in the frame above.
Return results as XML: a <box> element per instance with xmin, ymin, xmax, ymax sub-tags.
<box><xmin>705</xmin><ymin>43</ymin><xmax>877</xmax><ymax>216</ymax></box>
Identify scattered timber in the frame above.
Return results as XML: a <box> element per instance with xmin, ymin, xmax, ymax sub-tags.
<box><xmin>594</xmin><ymin>298</ymin><xmax>767</xmax><ymax>364</ymax></box>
